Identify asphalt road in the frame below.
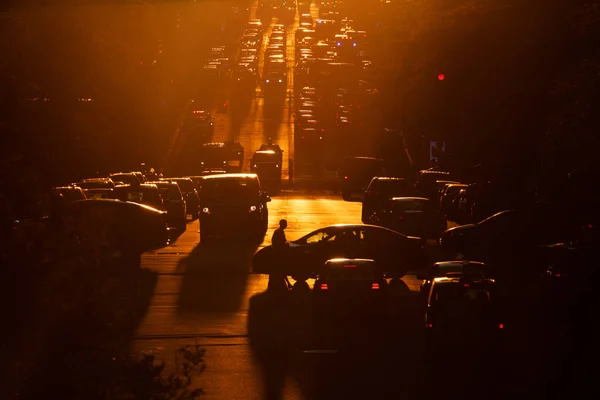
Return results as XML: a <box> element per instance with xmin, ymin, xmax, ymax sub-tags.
<box><xmin>134</xmin><ymin>193</ymin><xmax>427</xmax><ymax>400</ymax></box>
<box><xmin>130</xmin><ymin>3</ymin><xmax>435</xmax><ymax>399</ymax></box>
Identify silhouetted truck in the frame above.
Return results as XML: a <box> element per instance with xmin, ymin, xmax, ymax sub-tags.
<box><xmin>199</xmin><ymin>142</ymin><xmax>244</xmax><ymax>173</ymax></box>
<box><xmin>251</xmin><ymin>149</ymin><xmax>282</xmax><ymax>194</ymax></box>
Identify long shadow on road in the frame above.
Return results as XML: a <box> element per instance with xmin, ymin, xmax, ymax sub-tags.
<box><xmin>176</xmin><ymin>239</ymin><xmax>261</xmax><ymax>314</ymax></box>
<box><xmin>9</xmin><ymin>256</ymin><xmax>158</xmax><ymax>400</ymax></box>
<box><xmin>247</xmin><ymin>278</ymin><xmax>538</xmax><ymax>400</ymax></box>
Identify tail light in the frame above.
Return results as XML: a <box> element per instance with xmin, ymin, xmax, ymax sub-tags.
<box><xmin>498</xmin><ymin>323</ymin><xmax>504</xmax><ymax>329</ymax></box>
<box><xmin>427</xmin><ymin>323</ymin><xmax>433</xmax><ymax>328</ymax></box>
<box><xmin>344</xmin><ymin>176</ymin><xmax>348</xmax><ymax>180</ymax></box>
<box><xmin>371</xmin><ymin>282</ymin><xmax>380</xmax><ymax>290</ymax></box>
<box><xmin>320</xmin><ymin>283</ymin><xmax>328</xmax><ymax>290</ymax></box>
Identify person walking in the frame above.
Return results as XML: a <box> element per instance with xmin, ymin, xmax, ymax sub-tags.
<box><xmin>268</xmin><ymin>219</ymin><xmax>290</xmax><ymax>293</ymax></box>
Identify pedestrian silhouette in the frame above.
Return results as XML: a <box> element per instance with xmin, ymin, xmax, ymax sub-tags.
<box><xmin>268</xmin><ymin>219</ymin><xmax>289</xmax><ymax>293</ymax></box>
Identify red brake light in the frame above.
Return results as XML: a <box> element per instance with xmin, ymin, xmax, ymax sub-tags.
<box><xmin>344</xmin><ymin>176</ymin><xmax>348</xmax><ymax>179</ymax></box>
<box><xmin>371</xmin><ymin>282</ymin><xmax>380</xmax><ymax>290</ymax></box>
<box><xmin>344</xmin><ymin>264</ymin><xmax>356</xmax><ymax>268</ymax></box>
<box><xmin>438</xmin><ymin>73</ymin><xmax>445</xmax><ymax>81</ymax></box>
<box><xmin>427</xmin><ymin>323</ymin><xmax>433</xmax><ymax>328</ymax></box>
<box><xmin>498</xmin><ymin>323</ymin><xmax>504</xmax><ymax>329</ymax></box>
<box><xmin>555</xmin><ymin>273</ymin><xmax>561</xmax><ymax>277</ymax></box>
<box><xmin>463</xmin><ymin>283</ymin><xmax>470</xmax><ymax>287</ymax></box>
<box><xmin>320</xmin><ymin>283</ymin><xmax>328</xmax><ymax>290</ymax></box>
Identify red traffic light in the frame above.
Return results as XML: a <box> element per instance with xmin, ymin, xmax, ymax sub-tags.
<box><xmin>437</xmin><ymin>74</ymin><xmax>445</xmax><ymax>81</ymax></box>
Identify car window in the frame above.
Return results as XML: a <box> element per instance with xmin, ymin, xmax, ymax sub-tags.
<box><xmin>173</xmin><ymin>179</ymin><xmax>194</xmax><ymax>193</ymax></box>
<box><xmin>392</xmin><ymin>199</ymin><xmax>430</xmax><ymax>212</ymax></box>
<box><xmin>159</xmin><ymin>185</ymin><xmax>182</xmax><ymax>201</ymax></box>
<box><xmin>323</xmin><ymin>267</ymin><xmax>375</xmax><ymax>281</ymax></box>
<box><xmin>370</xmin><ymin>180</ymin><xmax>410</xmax><ymax>196</ymax></box>
<box><xmin>305</xmin><ymin>230</ymin><xmax>336</xmax><ymax>244</ymax></box>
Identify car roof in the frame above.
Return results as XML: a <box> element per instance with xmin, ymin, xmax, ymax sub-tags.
<box><xmin>433</xmin><ymin>260</ymin><xmax>486</xmax><ymax>268</ymax></box>
<box><xmin>325</xmin><ymin>258</ymin><xmax>377</xmax><ymax>267</ymax></box>
<box><xmin>74</xmin><ymin>199</ymin><xmax>163</xmax><ymax>213</ymax></box>
<box><xmin>432</xmin><ymin>276</ymin><xmax>496</xmax><ymax>285</ymax></box>
<box><xmin>372</xmin><ymin>177</ymin><xmax>405</xmax><ymax>181</ymax></box>
<box><xmin>147</xmin><ymin>180</ymin><xmax>177</xmax><ymax>186</ymax></box>
<box><xmin>390</xmin><ymin>197</ymin><xmax>429</xmax><ymax>202</ymax></box>
<box><xmin>162</xmin><ymin>177</ymin><xmax>192</xmax><ymax>181</ymax></box>
<box><xmin>254</xmin><ymin>150</ymin><xmax>277</xmax><ymax>155</ymax></box>
<box><xmin>201</xmin><ymin>173</ymin><xmax>258</xmax><ymax>180</ymax></box>
<box><xmin>344</xmin><ymin>156</ymin><xmax>382</xmax><ymax>161</ymax></box>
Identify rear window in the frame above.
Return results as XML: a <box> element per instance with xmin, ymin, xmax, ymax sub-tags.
<box><xmin>322</xmin><ymin>266</ymin><xmax>375</xmax><ymax>281</ymax></box>
<box><xmin>110</xmin><ymin>174</ymin><xmax>137</xmax><ymax>185</ymax></box>
<box><xmin>253</xmin><ymin>152</ymin><xmax>278</xmax><ymax>163</ymax></box>
<box><xmin>369</xmin><ymin>179</ymin><xmax>410</xmax><ymax>196</ymax></box>
<box><xmin>431</xmin><ymin>284</ymin><xmax>494</xmax><ymax>305</ymax></box>
<box><xmin>172</xmin><ymin>179</ymin><xmax>194</xmax><ymax>193</ymax></box>
<box><xmin>116</xmin><ymin>187</ymin><xmax>161</xmax><ymax>204</ymax></box>
<box><xmin>156</xmin><ymin>184</ymin><xmax>182</xmax><ymax>200</ymax></box>
<box><xmin>343</xmin><ymin>158</ymin><xmax>384</xmax><ymax>175</ymax></box>
<box><xmin>57</xmin><ymin>188</ymin><xmax>86</xmax><ymax>202</ymax></box>
<box><xmin>78</xmin><ymin>180</ymin><xmax>112</xmax><ymax>189</ymax></box>
<box><xmin>392</xmin><ymin>199</ymin><xmax>430</xmax><ymax>212</ymax></box>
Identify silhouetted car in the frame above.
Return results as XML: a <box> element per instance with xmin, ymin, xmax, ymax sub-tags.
<box><xmin>82</xmin><ymin>188</ymin><xmax>115</xmax><ymax>200</ymax></box>
<box><xmin>439</xmin><ymin>183</ymin><xmax>468</xmax><ymax>219</ymax></box>
<box><xmin>425</xmin><ymin>275</ymin><xmax>505</xmax><ymax>340</ymax></box>
<box><xmin>184</xmin><ymin>109</ymin><xmax>214</xmax><ymax>141</ymax></box>
<box><xmin>362</xmin><ymin>177</ymin><xmax>413</xmax><ymax>222</ymax></box>
<box><xmin>113</xmin><ymin>183</ymin><xmax>164</xmax><ymax>211</ymax></box>
<box><xmin>199</xmin><ymin>142</ymin><xmax>244</xmax><ymax>173</ymax></box>
<box><xmin>69</xmin><ymin>199</ymin><xmax>168</xmax><ymax>258</ymax></box>
<box><xmin>439</xmin><ymin>202</ymin><xmax>574</xmax><ymax>262</ymax></box>
<box><xmin>415</xmin><ymin>169</ymin><xmax>452</xmax><ymax>200</ymax></box>
<box><xmin>340</xmin><ymin>156</ymin><xmax>386</xmax><ymax>201</ymax></box>
<box><xmin>162</xmin><ymin>177</ymin><xmax>199</xmax><ymax>220</ymax></box>
<box><xmin>53</xmin><ymin>185</ymin><xmax>86</xmax><ymax>202</ymax></box>
<box><xmin>75</xmin><ymin>178</ymin><xmax>116</xmax><ymax>190</ymax></box>
<box><xmin>252</xmin><ymin>224</ymin><xmax>428</xmax><ymax>280</ymax></box>
<box><xmin>367</xmin><ymin>197</ymin><xmax>447</xmax><ymax>239</ymax></box>
<box><xmin>313</xmin><ymin>258</ymin><xmax>388</xmax><ymax>323</ymax></box>
<box><xmin>148</xmin><ymin>181</ymin><xmax>187</xmax><ymax>228</ymax></box>
<box><xmin>109</xmin><ymin>172</ymin><xmax>140</xmax><ymax>186</ymax></box>
<box><xmin>417</xmin><ymin>260</ymin><xmax>489</xmax><ymax>295</ymax></box>
<box><xmin>198</xmin><ymin>173</ymin><xmax>270</xmax><ymax>241</ymax></box>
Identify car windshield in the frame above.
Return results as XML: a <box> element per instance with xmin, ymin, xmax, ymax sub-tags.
<box><xmin>200</xmin><ymin>178</ymin><xmax>258</xmax><ymax>200</ymax></box>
